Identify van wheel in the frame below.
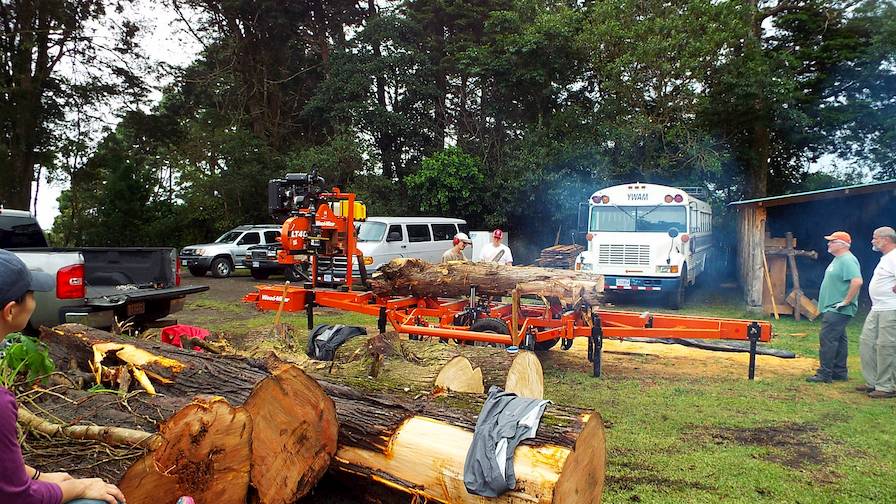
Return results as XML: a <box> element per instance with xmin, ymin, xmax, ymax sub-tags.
<box><xmin>667</xmin><ymin>265</ymin><xmax>687</xmax><ymax>310</ymax></box>
<box><xmin>188</xmin><ymin>266</ymin><xmax>207</xmax><ymax>277</ymax></box>
<box><xmin>211</xmin><ymin>257</ymin><xmax>233</xmax><ymax>278</ymax></box>
<box><xmin>284</xmin><ymin>264</ymin><xmax>309</xmax><ymax>282</ymax></box>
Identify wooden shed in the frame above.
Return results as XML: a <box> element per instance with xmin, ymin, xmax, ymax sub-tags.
<box><xmin>729</xmin><ymin>179</ymin><xmax>896</xmax><ymax>312</ymax></box>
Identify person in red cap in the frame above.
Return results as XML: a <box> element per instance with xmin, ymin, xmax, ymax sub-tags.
<box><xmin>807</xmin><ymin>231</ymin><xmax>863</xmax><ymax>383</ymax></box>
<box><xmin>478</xmin><ymin>229</ymin><xmax>513</xmax><ymax>266</ymax></box>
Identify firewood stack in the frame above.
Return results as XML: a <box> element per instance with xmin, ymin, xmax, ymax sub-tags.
<box><xmin>535</xmin><ymin>244</ymin><xmax>585</xmax><ymax>269</ymax></box>
<box><xmin>19</xmin><ymin>324</ymin><xmax>607</xmax><ymax>504</ymax></box>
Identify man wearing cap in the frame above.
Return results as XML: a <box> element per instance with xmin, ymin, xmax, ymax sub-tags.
<box><xmin>442</xmin><ymin>232</ymin><xmax>473</xmax><ymax>263</ymax></box>
<box><xmin>858</xmin><ymin>227</ymin><xmax>896</xmax><ymax>398</ymax></box>
<box><xmin>0</xmin><ymin>250</ymin><xmax>128</xmax><ymax>504</ymax></box>
<box><xmin>807</xmin><ymin>231</ymin><xmax>863</xmax><ymax>384</ymax></box>
<box><xmin>478</xmin><ymin>229</ymin><xmax>513</xmax><ymax>266</ymax></box>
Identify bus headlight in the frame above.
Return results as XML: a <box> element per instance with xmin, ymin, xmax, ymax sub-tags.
<box><xmin>578</xmin><ymin>263</ymin><xmax>593</xmax><ymax>271</ymax></box>
<box><xmin>656</xmin><ymin>265</ymin><xmax>679</xmax><ymax>274</ymax></box>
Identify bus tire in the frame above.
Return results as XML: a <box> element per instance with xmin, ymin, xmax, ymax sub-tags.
<box><xmin>667</xmin><ymin>265</ymin><xmax>687</xmax><ymax>310</ymax></box>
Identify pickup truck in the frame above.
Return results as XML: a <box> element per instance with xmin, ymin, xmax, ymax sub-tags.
<box><xmin>1</xmin><ymin>209</ymin><xmax>209</xmax><ymax>331</ymax></box>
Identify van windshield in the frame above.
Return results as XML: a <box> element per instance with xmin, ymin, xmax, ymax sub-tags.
<box><xmin>590</xmin><ymin>206</ymin><xmax>687</xmax><ymax>232</ymax></box>
<box><xmin>357</xmin><ymin>221</ymin><xmax>387</xmax><ymax>242</ymax></box>
<box><xmin>215</xmin><ymin>231</ymin><xmax>243</xmax><ymax>243</ymax></box>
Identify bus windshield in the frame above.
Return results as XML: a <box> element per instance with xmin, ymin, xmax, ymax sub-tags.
<box><xmin>590</xmin><ymin>206</ymin><xmax>687</xmax><ymax>232</ymax></box>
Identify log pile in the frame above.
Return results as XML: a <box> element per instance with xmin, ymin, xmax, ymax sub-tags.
<box><xmin>535</xmin><ymin>244</ymin><xmax>585</xmax><ymax>269</ymax></box>
<box><xmin>370</xmin><ymin>258</ymin><xmax>604</xmax><ymax>305</ymax></box>
<box><xmin>19</xmin><ymin>324</ymin><xmax>607</xmax><ymax>504</ymax></box>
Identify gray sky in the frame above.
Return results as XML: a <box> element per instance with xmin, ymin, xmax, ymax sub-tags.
<box><xmin>31</xmin><ymin>2</ymin><xmax>201</xmax><ymax>229</ymax></box>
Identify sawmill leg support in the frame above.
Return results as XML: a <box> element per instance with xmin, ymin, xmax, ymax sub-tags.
<box><xmin>588</xmin><ymin>312</ymin><xmax>603</xmax><ymax>378</ymax></box>
<box><xmin>377</xmin><ymin>307</ymin><xmax>387</xmax><ymax>334</ymax></box>
<box><xmin>306</xmin><ymin>291</ymin><xmax>316</xmax><ymax>330</ymax></box>
<box><xmin>747</xmin><ymin>321</ymin><xmax>761</xmax><ymax>380</ymax></box>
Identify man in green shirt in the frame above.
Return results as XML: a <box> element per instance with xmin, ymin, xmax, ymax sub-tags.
<box><xmin>807</xmin><ymin>231</ymin><xmax>864</xmax><ymax>383</ymax></box>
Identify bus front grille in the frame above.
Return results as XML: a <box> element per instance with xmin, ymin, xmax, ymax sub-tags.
<box><xmin>597</xmin><ymin>244</ymin><xmax>650</xmax><ymax>265</ymax></box>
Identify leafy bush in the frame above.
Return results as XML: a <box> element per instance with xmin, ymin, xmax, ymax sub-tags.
<box><xmin>0</xmin><ymin>334</ymin><xmax>56</xmax><ymax>387</ymax></box>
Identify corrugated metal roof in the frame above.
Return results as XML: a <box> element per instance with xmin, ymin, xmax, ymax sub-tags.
<box><xmin>728</xmin><ymin>179</ymin><xmax>896</xmax><ymax>208</ymax></box>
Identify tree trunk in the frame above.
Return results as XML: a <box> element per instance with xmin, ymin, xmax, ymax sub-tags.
<box><xmin>370</xmin><ymin>258</ymin><xmax>604</xmax><ymax>305</ymax></box>
<box><xmin>265</xmin><ymin>356</ymin><xmax>607</xmax><ymax>504</ymax></box>
<box><xmin>38</xmin><ymin>324</ymin><xmax>338</xmax><ymax>504</ymax></box>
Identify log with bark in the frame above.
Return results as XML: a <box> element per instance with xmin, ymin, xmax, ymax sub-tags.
<box><xmin>370</xmin><ymin>258</ymin><xmax>604</xmax><ymax>305</ymax></box>
<box><xmin>36</xmin><ymin>324</ymin><xmax>338</xmax><ymax>504</ymax></box>
<box><xmin>265</xmin><ymin>356</ymin><xmax>608</xmax><ymax>504</ymax></box>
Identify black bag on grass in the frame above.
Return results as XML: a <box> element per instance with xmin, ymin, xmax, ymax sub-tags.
<box><xmin>306</xmin><ymin>324</ymin><xmax>367</xmax><ymax>361</ymax></box>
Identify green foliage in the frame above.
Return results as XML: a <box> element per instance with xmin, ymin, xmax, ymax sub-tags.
<box><xmin>0</xmin><ymin>334</ymin><xmax>56</xmax><ymax>387</ymax></box>
<box><xmin>406</xmin><ymin>147</ymin><xmax>493</xmax><ymax>226</ymax></box>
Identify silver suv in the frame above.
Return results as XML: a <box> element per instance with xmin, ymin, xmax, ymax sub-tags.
<box><xmin>180</xmin><ymin>225</ymin><xmax>281</xmax><ymax>278</ymax></box>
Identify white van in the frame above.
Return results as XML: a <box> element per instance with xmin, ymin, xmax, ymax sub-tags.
<box><xmin>315</xmin><ymin>217</ymin><xmax>469</xmax><ymax>283</ymax></box>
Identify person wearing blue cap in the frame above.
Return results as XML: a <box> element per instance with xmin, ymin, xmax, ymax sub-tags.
<box><xmin>0</xmin><ymin>249</ymin><xmax>127</xmax><ymax>504</ymax></box>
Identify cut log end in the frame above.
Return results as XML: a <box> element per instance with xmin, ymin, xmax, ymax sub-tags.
<box><xmin>435</xmin><ymin>356</ymin><xmax>485</xmax><ymax>394</ymax></box>
<box><xmin>118</xmin><ymin>396</ymin><xmax>251</xmax><ymax>504</ymax></box>
<box><xmin>244</xmin><ymin>365</ymin><xmax>339</xmax><ymax>504</ymax></box>
<box><xmin>504</xmin><ymin>351</ymin><xmax>545</xmax><ymax>400</ymax></box>
<box><xmin>553</xmin><ymin>412</ymin><xmax>607</xmax><ymax>504</ymax></box>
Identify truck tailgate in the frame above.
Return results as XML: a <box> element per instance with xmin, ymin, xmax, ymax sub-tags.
<box><xmin>86</xmin><ymin>285</ymin><xmax>209</xmax><ymax>306</ymax></box>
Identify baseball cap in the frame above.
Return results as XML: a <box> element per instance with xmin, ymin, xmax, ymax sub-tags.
<box><xmin>492</xmin><ymin>229</ymin><xmax>504</xmax><ymax>239</ymax></box>
<box><xmin>0</xmin><ymin>249</ymin><xmax>54</xmax><ymax>305</ymax></box>
<box><xmin>454</xmin><ymin>232</ymin><xmax>472</xmax><ymax>244</ymax></box>
<box><xmin>824</xmin><ymin>231</ymin><xmax>851</xmax><ymax>244</ymax></box>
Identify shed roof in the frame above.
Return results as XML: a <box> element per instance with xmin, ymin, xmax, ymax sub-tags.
<box><xmin>728</xmin><ymin>179</ymin><xmax>896</xmax><ymax>208</ymax></box>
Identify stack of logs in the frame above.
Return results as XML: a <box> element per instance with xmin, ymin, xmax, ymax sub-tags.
<box><xmin>20</xmin><ymin>324</ymin><xmax>607</xmax><ymax>504</ymax></box>
<box><xmin>535</xmin><ymin>244</ymin><xmax>586</xmax><ymax>269</ymax></box>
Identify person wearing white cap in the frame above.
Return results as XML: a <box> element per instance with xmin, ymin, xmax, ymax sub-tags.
<box><xmin>478</xmin><ymin>229</ymin><xmax>513</xmax><ymax>266</ymax></box>
<box><xmin>442</xmin><ymin>233</ymin><xmax>472</xmax><ymax>263</ymax></box>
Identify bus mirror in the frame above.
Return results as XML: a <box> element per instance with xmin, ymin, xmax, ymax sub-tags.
<box><xmin>577</xmin><ymin>203</ymin><xmax>589</xmax><ymax>231</ymax></box>
<box><xmin>667</xmin><ymin>227</ymin><xmax>679</xmax><ymax>238</ymax></box>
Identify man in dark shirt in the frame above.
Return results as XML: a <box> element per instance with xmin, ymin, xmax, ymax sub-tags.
<box><xmin>0</xmin><ymin>250</ymin><xmax>127</xmax><ymax>504</ymax></box>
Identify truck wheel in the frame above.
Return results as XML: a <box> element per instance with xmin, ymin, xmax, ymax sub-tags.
<box><xmin>210</xmin><ymin>257</ymin><xmax>233</xmax><ymax>278</ymax></box>
<box><xmin>667</xmin><ymin>265</ymin><xmax>687</xmax><ymax>310</ymax></box>
<box><xmin>284</xmin><ymin>264</ymin><xmax>308</xmax><ymax>282</ymax></box>
<box><xmin>188</xmin><ymin>266</ymin><xmax>207</xmax><ymax>277</ymax></box>
<box><xmin>251</xmin><ymin>269</ymin><xmax>270</xmax><ymax>280</ymax></box>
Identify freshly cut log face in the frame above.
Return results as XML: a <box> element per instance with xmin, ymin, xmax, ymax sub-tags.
<box><xmin>434</xmin><ymin>356</ymin><xmax>485</xmax><ymax>393</ymax></box>
<box><xmin>370</xmin><ymin>258</ymin><xmax>604</xmax><ymax>305</ymax></box>
<box><xmin>504</xmin><ymin>351</ymin><xmax>545</xmax><ymax>399</ymax></box>
<box><xmin>118</xmin><ymin>396</ymin><xmax>252</xmax><ymax>504</ymax></box>
<box><xmin>244</xmin><ymin>365</ymin><xmax>339</xmax><ymax>504</ymax></box>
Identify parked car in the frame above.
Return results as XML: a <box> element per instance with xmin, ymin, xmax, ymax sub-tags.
<box><xmin>180</xmin><ymin>225</ymin><xmax>281</xmax><ymax>278</ymax></box>
<box><xmin>1</xmin><ymin>208</ymin><xmax>208</xmax><ymax>331</ymax></box>
<box><xmin>242</xmin><ymin>243</ymin><xmax>288</xmax><ymax>280</ymax></box>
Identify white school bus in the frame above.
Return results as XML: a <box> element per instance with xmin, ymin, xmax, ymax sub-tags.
<box><xmin>574</xmin><ymin>183</ymin><xmax>713</xmax><ymax>309</ymax></box>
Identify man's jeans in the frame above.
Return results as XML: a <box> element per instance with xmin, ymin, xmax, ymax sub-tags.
<box><xmin>817</xmin><ymin>311</ymin><xmax>851</xmax><ymax>379</ymax></box>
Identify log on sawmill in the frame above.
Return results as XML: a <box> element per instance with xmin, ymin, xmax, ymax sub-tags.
<box><xmin>37</xmin><ymin>324</ymin><xmax>338</xmax><ymax>504</ymax></box>
<box><xmin>370</xmin><ymin>258</ymin><xmax>604</xmax><ymax>305</ymax></box>
<box><xmin>264</xmin><ymin>357</ymin><xmax>607</xmax><ymax>504</ymax></box>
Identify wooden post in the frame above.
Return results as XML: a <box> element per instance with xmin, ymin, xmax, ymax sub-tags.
<box><xmin>785</xmin><ymin>232</ymin><xmax>801</xmax><ymax>321</ymax></box>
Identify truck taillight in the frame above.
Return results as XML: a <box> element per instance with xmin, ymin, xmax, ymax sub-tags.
<box><xmin>175</xmin><ymin>259</ymin><xmax>182</xmax><ymax>286</ymax></box>
<box><xmin>57</xmin><ymin>264</ymin><xmax>85</xmax><ymax>299</ymax></box>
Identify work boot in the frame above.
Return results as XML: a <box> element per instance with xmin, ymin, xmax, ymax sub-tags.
<box><xmin>806</xmin><ymin>374</ymin><xmax>832</xmax><ymax>384</ymax></box>
<box><xmin>868</xmin><ymin>390</ymin><xmax>896</xmax><ymax>399</ymax></box>
<box><xmin>832</xmin><ymin>375</ymin><xmax>848</xmax><ymax>382</ymax></box>
<box><xmin>855</xmin><ymin>384</ymin><xmax>875</xmax><ymax>393</ymax></box>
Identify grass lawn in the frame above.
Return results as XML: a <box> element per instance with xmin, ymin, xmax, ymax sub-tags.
<box><xmin>180</xmin><ymin>283</ymin><xmax>896</xmax><ymax>503</ymax></box>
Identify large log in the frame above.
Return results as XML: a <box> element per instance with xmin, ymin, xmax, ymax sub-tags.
<box><xmin>370</xmin><ymin>258</ymin><xmax>604</xmax><ymax>304</ymax></box>
<box><xmin>264</xmin><ymin>356</ymin><xmax>607</xmax><ymax>504</ymax></box>
<box><xmin>38</xmin><ymin>324</ymin><xmax>338</xmax><ymax>504</ymax></box>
